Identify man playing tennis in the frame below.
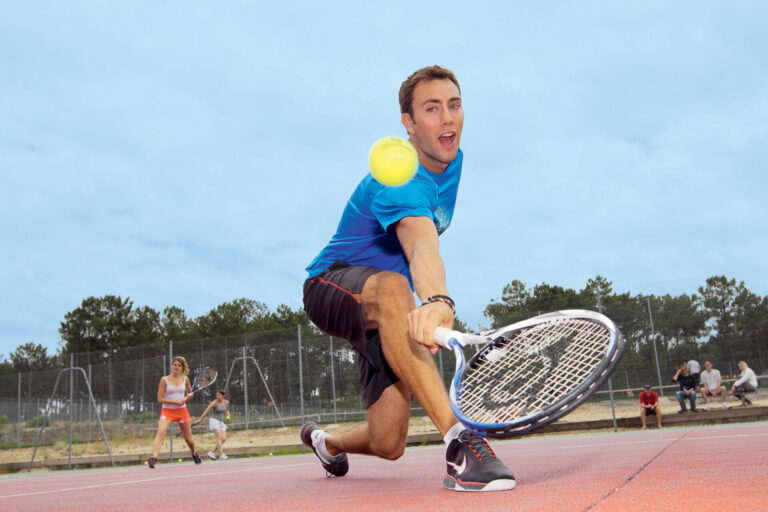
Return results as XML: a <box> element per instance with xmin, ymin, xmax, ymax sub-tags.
<box><xmin>301</xmin><ymin>65</ymin><xmax>516</xmax><ymax>492</ymax></box>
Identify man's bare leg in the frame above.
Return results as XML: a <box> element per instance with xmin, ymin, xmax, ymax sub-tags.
<box><xmin>308</xmin><ymin>271</ymin><xmax>515</xmax><ymax>491</ymax></box>
<box><xmin>322</xmin><ymin>271</ymin><xmax>456</xmax><ymax>459</ymax></box>
<box><xmin>324</xmin><ymin>380</ymin><xmax>411</xmax><ymax>459</ymax></box>
<box><xmin>360</xmin><ymin>271</ymin><xmax>458</xmax><ymax>436</ymax></box>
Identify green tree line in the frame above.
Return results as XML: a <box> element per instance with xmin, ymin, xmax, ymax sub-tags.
<box><xmin>1</xmin><ymin>274</ymin><xmax>766</xmax><ymax>381</ymax></box>
<box><xmin>483</xmin><ymin>275</ymin><xmax>767</xmax><ymax>380</ymax></box>
<box><xmin>0</xmin><ymin>296</ymin><xmax>310</xmax><ymax>373</ymax></box>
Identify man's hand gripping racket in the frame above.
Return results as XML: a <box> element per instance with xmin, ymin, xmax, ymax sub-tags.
<box><xmin>433</xmin><ymin>309</ymin><xmax>624</xmax><ymax>438</ymax></box>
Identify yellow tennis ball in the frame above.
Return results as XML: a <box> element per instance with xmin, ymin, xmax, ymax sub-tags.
<box><xmin>144</xmin><ymin>461</ymin><xmax>148</xmax><ymax>465</ymax></box>
<box><xmin>369</xmin><ymin>136</ymin><xmax>418</xmax><ymax>186</ymax></box>
<box><xmin>178</xmin><ymin>458</ymin><xmax>182</xmax><ymax>462</ymax></box>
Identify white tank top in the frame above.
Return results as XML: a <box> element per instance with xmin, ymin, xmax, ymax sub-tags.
<box><xmin>162</xmin><ymin>376</ymin><xmax>187</xmax><ymax>410</ymax></box>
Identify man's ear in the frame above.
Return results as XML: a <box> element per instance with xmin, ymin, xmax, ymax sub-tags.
<box><xmin>401</xmin><ymin>112</ymin><xmax>414</xmax><ymax>135</ymax></box>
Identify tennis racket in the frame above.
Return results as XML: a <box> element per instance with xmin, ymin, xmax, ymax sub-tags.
<box><xmin>188</xmin><ymin>367</ymin><xmax>217</xmax><ymax>398</ymax></box>
<box><xmin>175</xmin><ymin>367</ymin><xmax>217</xmax><ymax>437</ymax></box>
<box><xmin>434</xmin><ymin>309</ymin><xmax>624</xmax><ymax>438</ymax></box>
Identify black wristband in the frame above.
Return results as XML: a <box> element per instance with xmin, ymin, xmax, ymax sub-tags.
<box><xmin>423</xmin><ymin>294</ymin><xmax>455</xmax><ymax>312</ymax></box>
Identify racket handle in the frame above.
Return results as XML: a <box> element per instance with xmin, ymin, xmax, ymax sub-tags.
<box><xmin>433</xmin><ymin>326</ymin><xmax>492</xmax><ymax>348</ymax></box>
<box><xmin>433</xmin><ymin>326</ymin><xmax>457</xmax><ymax>348</ymax></box>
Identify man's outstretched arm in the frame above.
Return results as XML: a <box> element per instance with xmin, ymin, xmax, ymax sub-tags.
<box><xmin>395</xmin><ymin>215</ymin><xmax>454</xmax><ymax>350</ymax></box>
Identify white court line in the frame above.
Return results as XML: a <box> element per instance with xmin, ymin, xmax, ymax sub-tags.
<box><xmin>0</xmin><ymin>461</ymin><xmax>312</xmax><ymax>500</ymax></box>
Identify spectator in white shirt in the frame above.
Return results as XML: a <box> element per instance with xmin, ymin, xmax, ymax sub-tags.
<box><xmin>731</xmin><ymin>361</ymin><xmax>758</xmax><ymax>405</ymax></box>
<box><xmin>699</xmin><ymin>361</ymin><xmax>729</xmax><ymax>410</ymax></box>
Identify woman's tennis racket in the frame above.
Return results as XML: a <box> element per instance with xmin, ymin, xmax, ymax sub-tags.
<box><xmin>434</xmin><ymin>309</ymin><xmax>624</xmax><ymax>438</ymax></box>
<box><xmin>174</xmin><ymin>367</ymin><xmax>217</xmax><ymax>437</ymax></box>
<box><xmin>188</xmin><ymin>367</ymin><xmax>217</xmax><ymax>398</ymax></box>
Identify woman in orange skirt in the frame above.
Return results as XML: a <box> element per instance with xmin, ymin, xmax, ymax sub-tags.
<box><xmin>147</xmin><ymin>356</ymin><xmax>202</xmax><ymax>468</ymax></box>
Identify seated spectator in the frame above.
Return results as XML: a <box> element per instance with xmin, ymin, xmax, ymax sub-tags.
<box><xmin>699</xmin><ymin>361</ymin><xmax>730</xmax><ymax>410</ymax></box>
<box><xmin>731</xmin><ymin>361</ymin><xmax>758</xmax><ymax>405</ymax></box>
<box><xmin>639</xmin><ymin>384</ymin><xmax>662</xmax><ymax>429</ymax></box>
<box><xmin>673</xmin><ymin>362</ymin><xmax>698</xmax><ymax>413</ymax></box>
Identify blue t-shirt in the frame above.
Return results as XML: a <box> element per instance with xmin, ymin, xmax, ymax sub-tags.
<box><xmin>306</xmin><ymin>149</ymin><xmax>463</xmax><ymax>286</ymax></box>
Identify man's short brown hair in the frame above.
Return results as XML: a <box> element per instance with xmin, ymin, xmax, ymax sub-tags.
<box><xmin>399</xmin><ymin>65</ymin><xmax>461</xmax><ymax>116</ymax></box>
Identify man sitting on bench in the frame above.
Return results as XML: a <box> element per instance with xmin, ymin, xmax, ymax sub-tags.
<box><xmin>700</xmin><ymin>361</ymin><xmax>730</xmax><ymax>410</ymax></box>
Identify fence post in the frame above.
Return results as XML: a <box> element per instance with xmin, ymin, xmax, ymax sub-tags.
<box><xmin>168</xmin><ymin>342</ymin><xmax>173</xmax><ymax>462</ymax></box>
<box><xmin>330</xmin><ymin>336</ymin><xmax>337</xmax><ymax>423</ymax></box>
<box><xmin>298</xmin><ymin>325</ymin><xmax>304</xmax><ymax>427</ymax></box>
<box><xmin>647</xmin><ymin>298</ymin><xmax>665</xmax><ymax>397</ymax></box>
<box><xmin>68</xmin><ymin>354</ymin><xmax>74</xmax><ymax>469</ymax></box>
<box><xmin>243</xmin><ymin>345</ymin><xmax>249</xmax><ymax>430</ymax></box>
<box><xmin>17</xmin><ymin>373</ymin><xmax>21</xmax><ymax>448</ymax></box>
<box><xmin>88</xmin><ymin>364</ymin><xmax>93</xmax><ymax>442</ymax></box>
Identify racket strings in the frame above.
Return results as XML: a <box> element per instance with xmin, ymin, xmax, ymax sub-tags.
<box><xmin>193</xmin><ymin>368</ymin><xmax>217</xmax><ymax>389</ymax></box>
<box><xmin>458</xmin><ymin>319</ymin><xmax>611</xmax><ymax>424</ymax></box>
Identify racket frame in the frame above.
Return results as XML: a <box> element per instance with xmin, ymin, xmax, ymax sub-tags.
<box><xmin>189</xmin><ymin>367</ymin><xmax>218</xmax><ymax>396</ymax></box>
<box><xmin>434</xmin><ymin>309</ymin><xmax>624</xmax><ymax>438</ymax></box>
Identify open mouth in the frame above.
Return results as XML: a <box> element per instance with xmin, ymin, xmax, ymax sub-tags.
<box><xmin>439</xmin><ymin>133</ymin><xmax>455</xmax><ymax>148</ymax></box>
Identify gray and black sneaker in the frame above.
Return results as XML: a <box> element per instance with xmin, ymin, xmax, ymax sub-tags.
<box><xmin>147</xmin><ymin>456</ymin><xmax>157</xmax><ymax>469</ymax></box>
<box><xmin>192</xmin><ymin>452</ymin><xmax>202</xmax><ymax>464</ymax></box>
<box><xmin>443</xmin><ymin>430</ymin><xmax>516</xmax><ymax>492</ymax></box>
<box><xmin>300</xmin><ymin>421</ymin><xmax>349</xmax><ymax>477</ymax></box>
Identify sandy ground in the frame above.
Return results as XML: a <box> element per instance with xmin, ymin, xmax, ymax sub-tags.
<box><xmin>2</xmin><ymin>394</ymin><xmax>764</xmax><ymax>464</ymax></box>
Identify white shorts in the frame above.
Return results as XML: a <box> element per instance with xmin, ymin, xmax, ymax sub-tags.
<box><xmin>209</xmin><ymin>418</ymin><xmax>227</xmax><ymax>432</ymax></box>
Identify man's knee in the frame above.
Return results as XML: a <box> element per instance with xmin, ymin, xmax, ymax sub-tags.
<box><xmin>369</xmin><ymin>435</ymin><xmax>407</xmax><ymax>461</ymax></box>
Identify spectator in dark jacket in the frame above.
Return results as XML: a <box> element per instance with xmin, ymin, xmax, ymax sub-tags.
<box><xmin>673</xmin><ymin>363</ymin><xmax>698</xmax><ymax>413</ymax></box>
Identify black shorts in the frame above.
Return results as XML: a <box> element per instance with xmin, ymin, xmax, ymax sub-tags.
<box><xmin>303</xmin><ymin>260</ymin><xmax>400</xmax><ymax>407</ymax></box>
<box><xmin>645</xmin><ymin>407</ymin><xmax>657</xmax><ymax>416</ymax></box>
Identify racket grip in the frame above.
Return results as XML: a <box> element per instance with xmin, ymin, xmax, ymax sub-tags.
<box><xmin>433</xmin><ymin>327</ymin><xmax>492</xmax><ymax>348</ymax></box>
<box><xmin>433</xmin><ymin>326</ymin><xmax>458</xmax><ymax>348</ymax></box>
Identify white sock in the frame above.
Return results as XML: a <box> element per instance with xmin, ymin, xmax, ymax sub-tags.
<box><xmin>443</xmin><ymin>422</ymin><xmax>468</xmax><ymax>445</ymax></box>
<box><xmin>310</xmin><ymin>429</ymin><xmax>336</xmax><ymax>462</ymax></box>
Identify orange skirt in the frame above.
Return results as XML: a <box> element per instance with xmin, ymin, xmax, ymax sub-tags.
<box><xmin>159</xmin><ymin>407</ymin><xmax>191</xmax><ymax>424</ymax></box>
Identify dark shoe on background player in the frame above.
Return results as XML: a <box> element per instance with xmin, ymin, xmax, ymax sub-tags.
<box><xmin>443</xmin><ymin>430</ymin><xmax>516</xmax><ymax>492</ymax></box>
<box><xmin>147</xmin><ymin>456</ymin><xmax>157</xmax><ymax>469</ymax></box>
<box><xmin>300</xmin><ymin>421</ymin><xmax>349</xmax><ymax>477</ymax></box>
<box><xmin>192</xmin><ymin>452</ymin><xmax>202</xmax><ymax>464</ymax></box>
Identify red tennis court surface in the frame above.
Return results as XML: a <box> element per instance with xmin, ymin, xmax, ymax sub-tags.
<box><xmin>2</xmin><ymin>422</ymin><xmax>765</xmax><ymax>511</ymax></box>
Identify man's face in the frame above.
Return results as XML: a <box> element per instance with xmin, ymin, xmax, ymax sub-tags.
<box><xmin>644</xmin><ymin>388</ymin><xmax>652</xmax><ymax>395</ymax></box>
<box><xmin>705</xmin><ymin>361</ymin><xmax>712</xmax><ymax>371</ymax></box>
<box><xmin>401</xmin><ymin>78</ymin><xmax>463</xmax><ymax>173</ymax></box>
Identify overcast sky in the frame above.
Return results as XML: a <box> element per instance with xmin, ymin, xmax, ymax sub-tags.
<box><xmin>1</xmin><ymin>1</ymin><xmax>767</xmax><ymax>357</ymax></box>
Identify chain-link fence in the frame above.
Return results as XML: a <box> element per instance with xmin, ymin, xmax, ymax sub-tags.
<box><xmin>1</xmin><ymin>304</ymin><xmax>766</xmax><ymax>451</ymax></box>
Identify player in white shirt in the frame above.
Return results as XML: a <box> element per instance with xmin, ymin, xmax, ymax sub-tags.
<box><xmin>699</xmin><ymin>361</ymin><xmax>729</xmax><ymax>410</ymax></box>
